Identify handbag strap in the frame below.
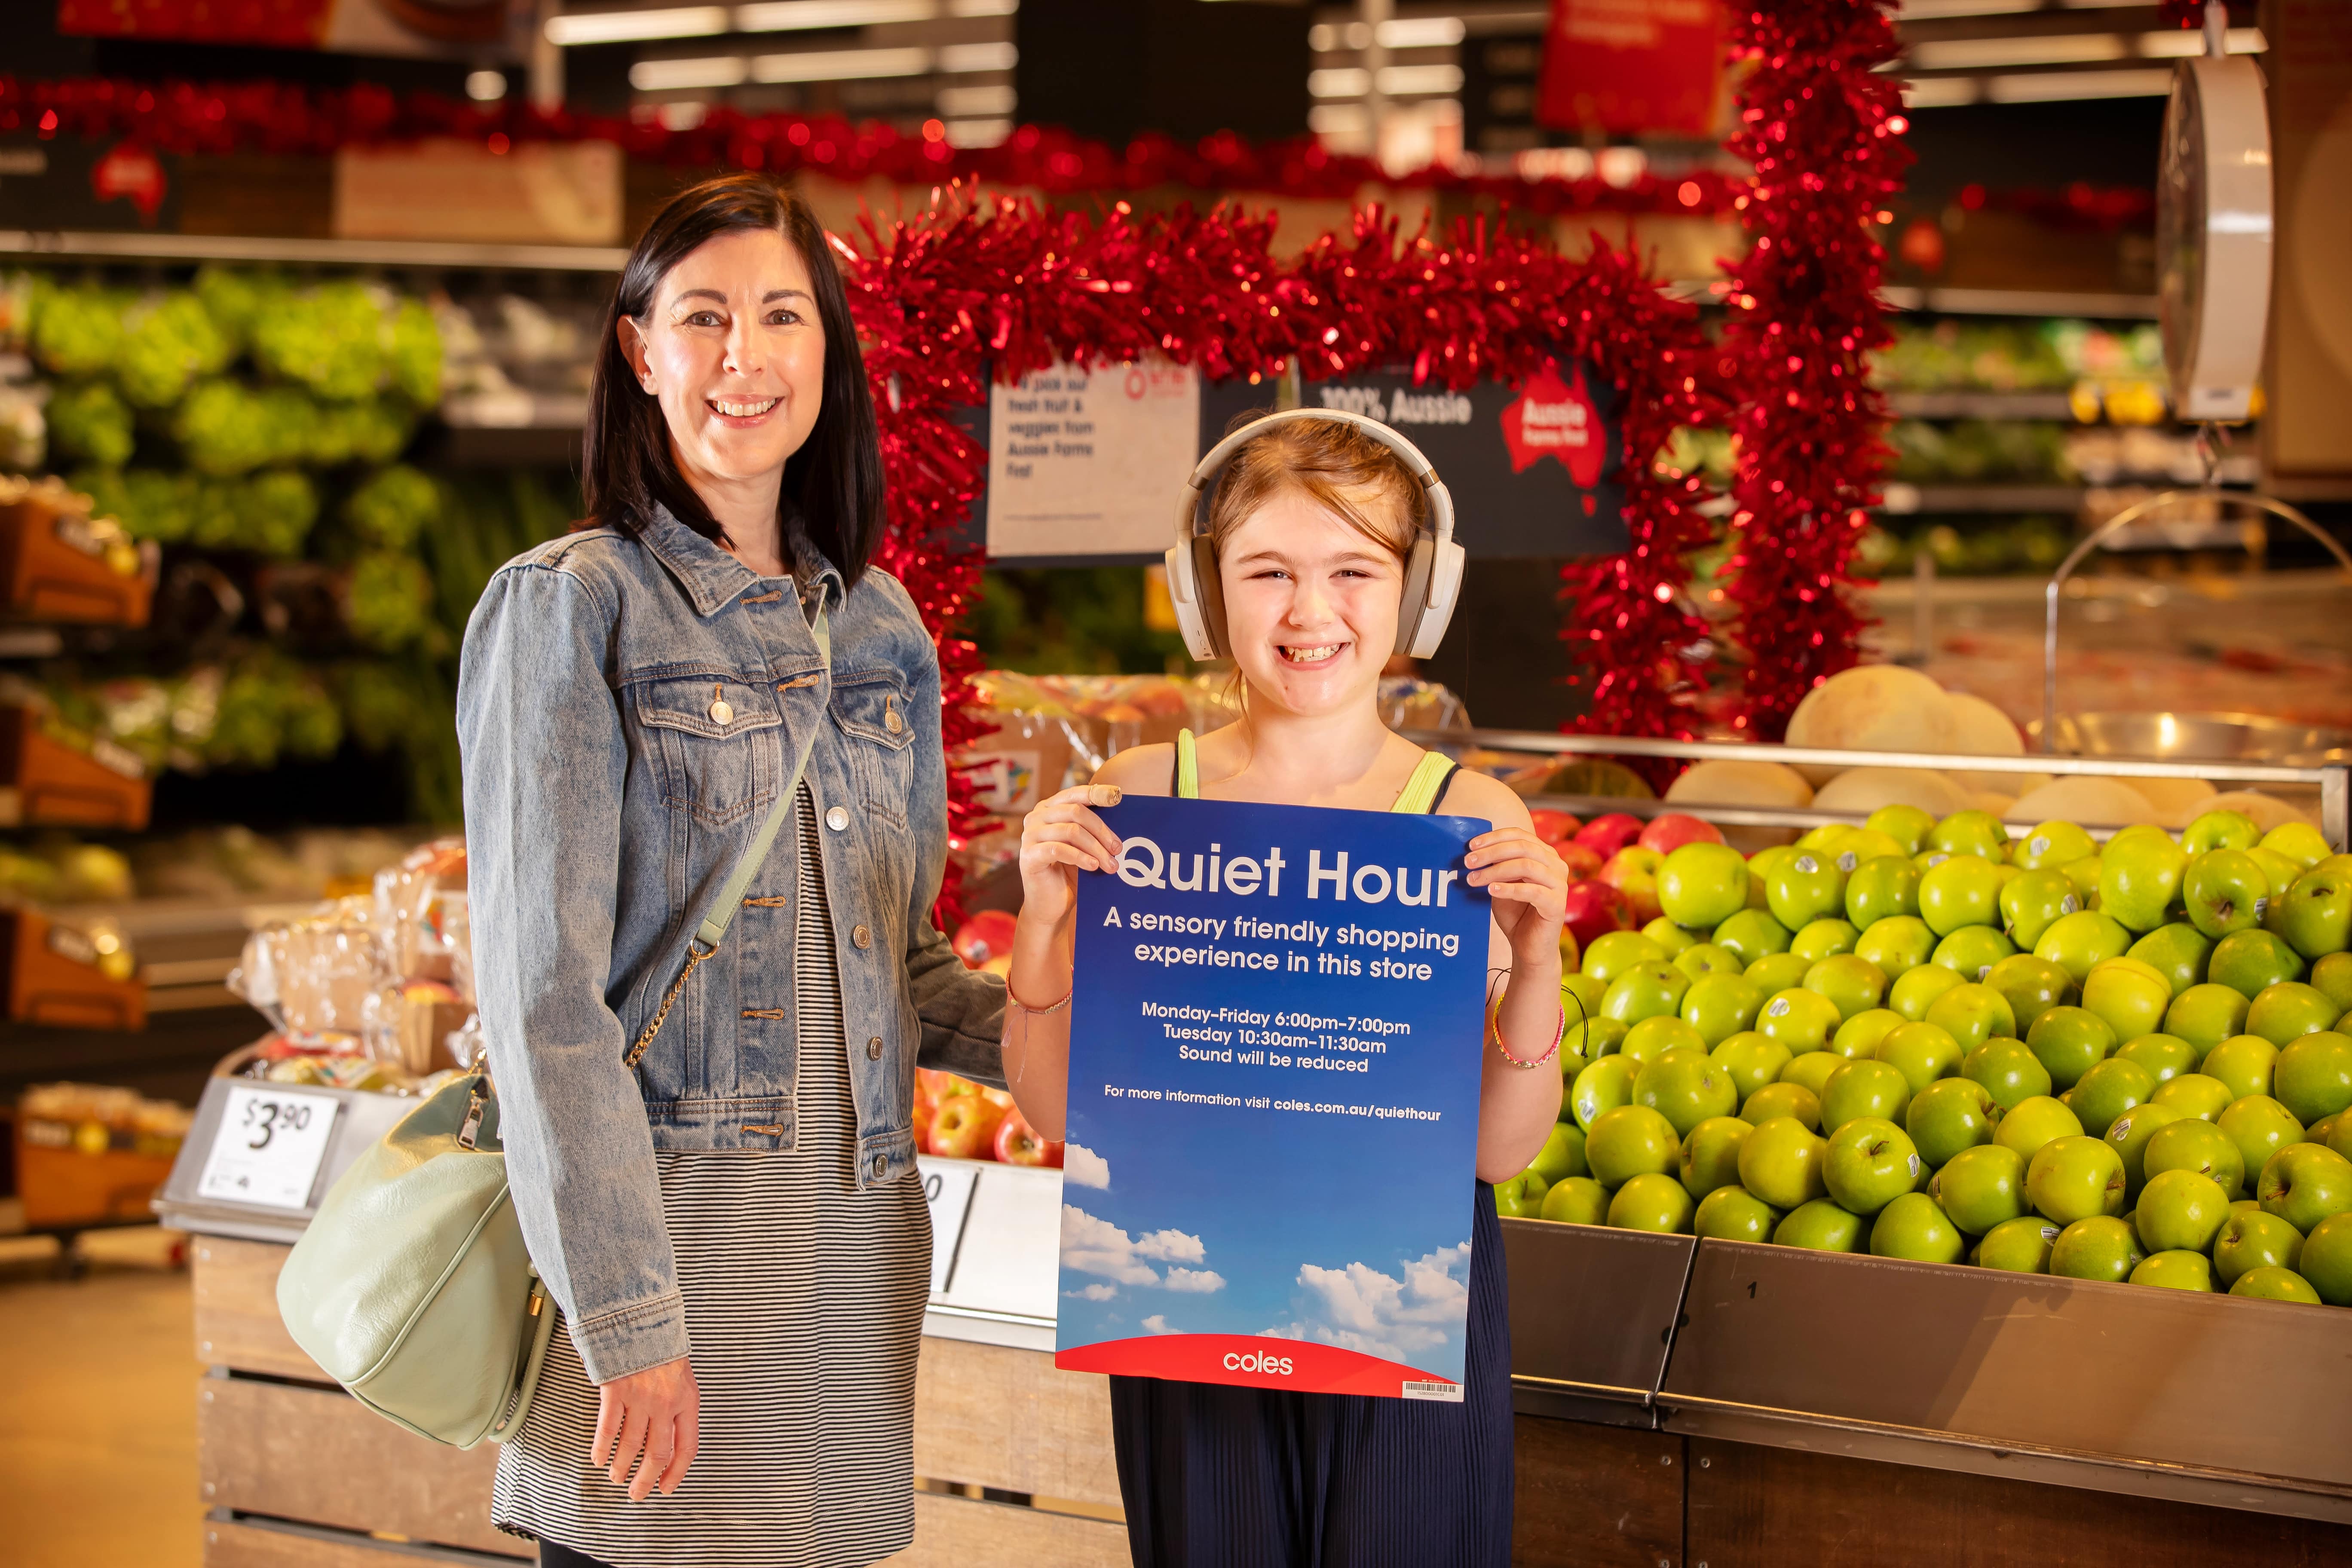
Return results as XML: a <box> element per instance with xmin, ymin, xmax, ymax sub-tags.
<box><xmin>625</xmin><ymin>600</ymin><xmax>830</xmax><ymax>1070</ymax></box>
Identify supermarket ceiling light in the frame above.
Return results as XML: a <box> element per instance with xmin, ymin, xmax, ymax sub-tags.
<box><xmin>548</xmin><ymin>6</ymin><xmax>729</xmax><ymax>45</ymax></box>
<box><xmin>630</xmin><ymin>54</ymin><xmax>749</xmax><ymax>88</ymax></box>
<box><xmin>551</xmin><ymin>0</ymin><xmax>1014</xmax><ymax>46</ymax></box>
<box><xmin>1310</xmin><ymin>18</ymin><xmax>1470</xmax><ymax>52</ymax></box>
<box><xmin>1308</xmin><ymin>64</ymin><xmax>1464</xmax><ymax>99</ymax></box>
<box><xmin>1907</xmin><ymin>28</ymin><xmax>2266</xmax><ymax>72</ymax></box>
<box><xmin>750</xmin><ymin>45</ymin><xmax>933</xmax><ymax>80</ymax></box>
<box><xmin>936</xmin><ymin>82</ymin><xmax>1015</xmax><ymax>116</ymax></box>
<box><xmin>1985</xmin><ymin>66</ymin><xmax>2175</xmax><ymax>101</ymax></box>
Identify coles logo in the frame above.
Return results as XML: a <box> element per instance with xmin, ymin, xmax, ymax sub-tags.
<box><xmin>1498</xmin><ymin>362</ymin><xmax>1605</xmax><ymax>487</ymax></box>
<box><xmin>1223</xmin><ymin>1350</ymin><xmax>1295</xmax><ymax>1376</ymax></box>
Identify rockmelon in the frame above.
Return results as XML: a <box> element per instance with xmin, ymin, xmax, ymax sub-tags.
<box><xmin>2005</xmin><ymin>775</ymin><xmax>2159</xmax><ymax>828</ymax></box>
<box><xmin>1811</xmin><ymin>765</ymin><xmax>1974</xmax><ymax>819</ymax></box>
<box><xmin>1665</xmin><ymin>758</ymin><xmax>1816</xmax><ymax>851</ymax></box>
<box><xmin>2130</xmin><ymin>775</ymin><xmax>2218</xmax><ymax>828</ymax></box>
<box><xmin>1971</xmin><ymin>791</ymin><xmax>2018</xmax><ymax>818</ymax></box>
<box><xmin>1783</xmin><ymin>665</ymin><xmax>1959</xmax><ymax>784</ymax></box>
<box><xmin>1945</xmin><ymin>691</ymin><xmax>2029</xmax><ymax>793</ymax></box>
<box><xmin>2199</xmin><ymin>790</ymin><xmax>2315</xmax><ymax>832</ymax></box>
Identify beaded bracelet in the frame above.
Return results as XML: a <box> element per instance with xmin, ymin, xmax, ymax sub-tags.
<box><xmin>1494</xmin><ymin>1000</ymin><xmax>1565</xmax><ymax>1069</ymax></box>
<box><xmin>1008</xmin><ymin>984</ymin><xmax>1073</xmax><ymax>1015</ymax></box>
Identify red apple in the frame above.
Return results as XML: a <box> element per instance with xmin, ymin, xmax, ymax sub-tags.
<box><xmin>913</xmin><ymin>1094</ymin><xmax>935</xmax><ymax>1149</ymax></box>
<box><xmin>1563</xmin><ymin>880</ymin><xmax>1634</xmax><ymax>950</ymax></box>
<box><xmin>1530</xmin><ymin>809</ymin><xmax>1583</xmax><ymax>849</ymax></box>
<box><xmin>1601</xmin><ymin>846</ymin><xmax>1667</xmax><ymax>925</ymax></box>
<box><xmin>928</xmin><ymin>1093</ymin><xmax>1006</xmax><ymax>1158</ymax></box>
<box><xmin>1639</xmin><ymin>813</ymin><xmax>1726</xmax><ymax>856</ymax></box>
<box><xmin>1575</xmin><ymin>813</ymin><xmax>1646</xmax><ymax>860</ymax></box>
<box><xmin>1559</xmin><ymin>843</ymin><xmax>1605</xmax><ymax>880</ymax></box>
<box><xmin>916</xmin><ymin>1068</ymin><xmax>973</xmax><ymax>1108</ymax></box>
<box><xmin>952</xmin><ymin>910</ymin><xmax>1018</xmax><ymax>968</ymax></box>
<box><xmin>995</xmin><ymin>1109</ymin><xmax>1064</xmax><ymax>1167</ymax></box>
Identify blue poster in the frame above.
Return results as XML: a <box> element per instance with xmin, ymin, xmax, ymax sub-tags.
<box><xmin>1052</xmin><ymin>795</ymin><xmax>1493</xmax><ymax>1399</ymax></box>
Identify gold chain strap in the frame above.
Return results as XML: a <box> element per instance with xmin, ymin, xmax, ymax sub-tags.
<box><xmin>624</xmin><ymin>940</ymin><xmax>714</xmax><ymax>1069</ymax></box>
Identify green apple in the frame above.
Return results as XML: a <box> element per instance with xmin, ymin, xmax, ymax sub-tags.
<box><xmin>1529</xmin><ymin>1122</ymin><xmax>1590</xmax><ymax>1184</ymax></box>
<box><xmin>1622</xmin><ymin>1015</ymin><xmax>1709</xmax><ymax>1066</ymax></box>
<box><xmin>1608</xmin><ymin>1171</ymin><xmax>1697</xmax><ymax>1233</ymax></box>
<box><xmin>1743</xmin><ymin>952</ymin><xmax>1814</xmax><ymax>997</ymax></box>
<box><xmin>2162</xmin><ymin>983</ymin><xmax>2251</xmax><ymax>1054</ymax></box>
<box><xmin>2273</xmin><ymin>1031</ymin><xmax>2352</xmax><ymax>1125</ymax></box>
<box><xmin>2105</xmin><ymin>1102</ymin><xmax>2189</xmax><ymax>1193</ymax></box>
<box><xmin>1930</xmin><ymin>1142</ymin><xmax>2027</xmax><ymax>1234</ymax></box>
<box><xmin>1877</xmin><ymin>1021</ymin><xmax>1966</xmax><ymax>1095</ymax></box>
<box><xmin>1993</xmin><ymin>1094</ymin><xmax>2083</xmax><ymax>1161</ymax></box>
<box><xmin>2200</xmin><ymin>1034</ymin><xmax>2279</xmax><ymax>1101</ymax></box>
<box><xmin>1569</xmin><ymin>1017</ymin><xmax>1631</xmax><ymax>1061</ymax></box>
<box><xmin>2183</xmin><ymin>849</ymin><xmax>2270</xmax><ymax>940</ymax></box>
<box><xmin>1569</xmin><ymin>1055</ymin><xmax>1640</xmax><ymax>1131</ymax></box>
<box><xmin>2035</xmin><ymin>910</ymin><xmax>2133</xmax><ymax>986</ymax></box>
<box><xmin>2150</xmin><ymin>1072</ymin><xmax>2232</xmax><ymax>1122</ymax></box>
<box><xmin>2295</xmin><ymin>1212</ymin><xmax>2352</xmax><ymax>1305</ymax></box>
<box><xmin>2210</xmin><ymin>929</ymin><xmax>2308</xmax><ymax>998</ymax></box>
<box><xmin>1641</xmin><ymin>917</ymin><xmax>1702</xmax><ymax>958</ymax></box>
<box><xmin>2135</xmin><ymin>1167</ymin><xmax>2232</xmax><ymax>1253</ymax></box>
<box><xmin>1846</xmin><ymin>856</ymin><xmax>1923</xmax><ymax>928</ymax></box>
<box><xmin>1602</xmin><ymin>961</ymin><xmax>1694</xmax><ymax>1025</ymax></box>
<box><xmin>2128</xmin><ymin>923</ymin><xmax>2215</xmax><ymax>997</ymax></box>
<box><xmin>1564</xmin><ymin>971</ymin><xmax>1609</xmax><ymax>1025</ymax></box>
<box><xmin>1976</xmin><ymin>1216</ymin><xmax>2061</xmax><ymax>1273</ymax></box>
<box><xmin>1766</xmin><ymin>849</ymin><xmax>1848</xmax><ymax>932</ymax></box>
<box><xmin>1924</xmin><ymin>982</ymin><xmax>2017</xmax><ymax>1055</ymax></box>
<box><xmin>1804</xmin><ymin>955</ymin><xmax>1887</xmax><ymax>1023</ymax></box>
<box><xmin>1540</xmin><ymin>1175</ymin><xmax>1611</xmax><ymax>1225</ymax></box>
<box><xmin>1835</xmin><ymin>827</ymin><xmax>1912</xmax><ymax>868</ymax></box>
<box><xmin>2027</xmin><ymin>1135</ymin><xmax>2128</xmax><ymax>1225</ymax></box>
<box><xmin>2058</xmin><ymin>853</ymin><xmax>2103</xmax><ymax>901</ymax></box>
<box><xmin>1823</xmin><ymin>1116</ymin><xmax>1923</xmax><ymax>1215</ymax></box>
<box><xmin>2025</xmin><ymin>1006</ymin><xmax>2117</xmax><ymax>1089</ymax></box>
<box><xmin>1711</xmin><ymin>1032</ymin><xmax>1793</xmax><ymax>1100</ymax></box>
<box><xmin>1867</xmin><ymin>804</ymin><xmax>1938</xmax><ymax>858</ymax></box>
<box><xmin>2081</xmin><ymin>958</ymin><xmax>2173</xmax><ymax>1045</ymax></box>
<box><xmin>2311</xmin><ymin>952</ymin><xmax>2352</xmax><ymax>1013</ymax></box>
<box><xmin>2215</xmin><ymin>1095</ymin><xmax>2305</xmax><ymax>1185</ymax></box>
<box><xmin>1585</xmin><ymin>1103</ymin><xmax>1684</xmax><ymax>1186</ymax></box>
<box><xmin>2212</xmin><ymin>1208</ymin><xmax>2303</xmax><ymax>1288</ymax></box>
<box><xmin>1791</xmin><ymin>919</ymin><xmax>1860</xmax><ymax>964</ymax></box>
<box><xmin>1659</xmin><ymin>842</ymin><xmax>1752</xmax><ymax>931</ymax></box>
<box><xmin>1932</xmin><ymin>809</ymin><xmax>2012</xmax><ymax>861</ymax></box>
<box><xmin>2275</xmin><ymin>867</ymin><xmax>2352</xmax><ymax>962</ymax></box>
<box><xmin>1920</xmin><ymin>854</ymin><xmax>2003</xmax><ymax>935</ymax></box>
<box><xmin>1494</xmin><ymin>1168</ymin><xmax>1552</xmax><ymax>1216</ymax></box>
<box><xmin>2068</xmin><ymin>1057</ymin><xmax>2154</xmax><ymax>1138</ymax></box>
<box><xmin>1747</xmin><ymin>845</ymin><xmax>1798</xmax><ymax>901</ymax></box>
<box><xmin>1856</xmin><ymin>916</ymin><xmax>1938</xmax><ymax>980</ymax></box>
<box><xmin>1633</xmin><ymin>1047</ymin><xmax>1738</xmax><ymax>1136</ymax></box>
<box><xmin>1965</xmin><ymin>1038</ymin><xmax>2054</xmax><ymax>1110</ymax></box>
<box><xmin>2248</xmin><ymin>982</ymin><xmax>2344</xmax><ymax>1048</ymax></box>
<box><xmin>1583</xmin><ymin>929</ymin><xmax>1668</xmax><ymax>983</ymax></box>
<box><xmin>2259</xmin><ymin>1142</ymin><xmax>2352</xmax><ymax>1232</ymax></box>
<box><xmin>1779</xmin><ymin>1050</ymin><xmax>1845</xmax><ymax>1099</ymax></box>
<box><xmin>2115</xmin><ymin>1033</ymin><xmax>2198</xmax><ymax>1085</ymax></box>
<box><xmin>1933</xmin><ymin>926</ymin><xmax>2017</xmax><ymax>983</ymax></box>
<box><xmin>1756</xmin><ymin>986</ymin><xmax>1844</xmax><ymax>1054</ymax></box>
<box><xmin>2131</xmin><ymin>1250</ymin><xmax>2216</xmax><ymax>1291</ymax></box>
<box><xmin>1831</xmin><ymin>1007</ymin><xmax>1906</xmax><ymax>1060</ymax></box>
<box><xmin>1999</xmin><ymin>869</ymin><xmax>2082</xmax><ymax>951</ymax></box>
<box><xmin>1743</xmin><ymin>1081</ymin><xmax>1822</xmax><ymax>1132</ymax></box>
<box><xmin>2231</xmin><ymin>1266</ymin><xmax>2323</xmax><ymax>1303</ymax></box>
<box><xmin>1984</xmin><ymin>954</ymin><xmax>2074</xmax><ymax>1034</ymax></box>
<box><xmin>2319</xmin><ymin>1111</ymin><xmax>2350</xmax><ymax>1154</ymax></box>
<box><xmin>2182</xmin><ymin>809</ymin><xmax>2261</xmax><ymax>855</ymax></box>
<box><xmin>2013</xmin><ymin>819</ymin><xmax>2098</xmax><ymax>872</ymax></box>
<box><xmin>1675</xmin><ymin>942</ymin><xmax>1748</xmax><ymax>979</ymax></box>
<box><xmin>2142</xmin><ymin>1117</ymin><xmax>2246</xmax><ymax>1199</ymax></box>
<box><xmin>1712</xmin><ymin>909</ymin><xmax>1793</xmax><ymax>967</ymax></box>
<box><xmin>1678</xmin><ymin>1115</ymin><xmax>1754</xmax><ymax>1199</ymax></box>
<box><xmin>1681</xmin><ymin>972</ymin><xmax>1766</xmax><ymax>1047</ymax></box>
<box><xmin>2050</xmin><ymin>1215</ymin><xmax>2145</xmax><ymax>1282</ymax></box>
<box><xmin>1774</xmin><ymin>1197</ymin><xmax>1865</xmax><ymax>1253</ymax></box>
<box><xmin>1907</xmin><ymin>1077</ymin><xmax>1994</xmax><ymax>1167</ymax></box>
<box><xmin>1820</xmin><ymin>1058</ymin><xmax>1914</xmax><ymax>1133</ymax></box>
<box><xmin>1739</xmin><ymin>1115</ymin><xmax>1829</xmax><ymax>1209</ymax></box>
<box><xmin>1693</xmin><ymin>1183</ymin><xmax>1780</xmax><ymax>1243</ymax></box>
<box><xmin>2262</xmin><ymin>822</ymin><xmax>2332</xmax><ymax>872</ymax></box>
<box><xmin>1890</xmin><ymin>962</ymin><xmax>1967</xmax><ymax>1022</ymax></box>
<box><xmin>2248</xmin><ymin>847</ymin><xmax>2306</xmax><ymax>913</ymax></box>
<box><xmin>1869</xmin><ymin>1191</ymin><xmax>1966</xmax><ymax>1263</ymax></box>
<box><xmin>2099</xmin><ymin>831</ymin><xmax>2189</xmax><ymax>934</ymax></box>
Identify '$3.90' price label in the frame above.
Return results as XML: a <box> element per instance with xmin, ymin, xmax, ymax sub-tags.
<box><xmin>196</xmin><ymin>1084</ymin><xmax>341</xmax><ymax>1211</ymax></box>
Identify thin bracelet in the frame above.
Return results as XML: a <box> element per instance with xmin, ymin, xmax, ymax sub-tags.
<box><xmin>1494</xmin><ymin>1001</ymin><xmax>1564</xmax><ymax>1069</ymax></box>
<box><xmin>1008</xmin><ymin>983</ymin><xmax>1073</xmax><ymax>1015</ymax></box>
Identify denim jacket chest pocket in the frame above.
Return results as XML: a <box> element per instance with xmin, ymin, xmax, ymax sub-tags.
<box><xmin>629</xmin><ymin>670</ymin><xmax>783</xmax><ymax>828</ymax></box>
<box><xmin>829</xmin><ymin>668</ymin><xmax>914</xmax><ymax>828</ymax></box>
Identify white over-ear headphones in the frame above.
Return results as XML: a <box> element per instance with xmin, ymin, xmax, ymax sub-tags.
<box><xmin>1163</xmin><ymin>407</ymin><xmax>1465</xmax><ymax>662</ymax></box>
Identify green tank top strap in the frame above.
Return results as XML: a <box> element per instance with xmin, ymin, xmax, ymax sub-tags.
<box><xmin>1174</xmin><ymin>729</ymin><xmax>1456</xmax><ymax>812</ymax></box>
<box><xmin>1174</xmin><ymin>728</ymin><xmax>1202</xmax><ymax>799</ymax></box>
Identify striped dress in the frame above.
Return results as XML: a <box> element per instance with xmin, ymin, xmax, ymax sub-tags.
<box><xmin>493</xmin><ymin>784</ymin><xmax>932</xmax><ymax>1568</ymax></box>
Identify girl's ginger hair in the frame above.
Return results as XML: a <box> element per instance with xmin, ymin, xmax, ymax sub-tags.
<box><xmin>1203</xmin><ymin>413</ymin><xmax>1424</xmax><ymax>562</ymax></box>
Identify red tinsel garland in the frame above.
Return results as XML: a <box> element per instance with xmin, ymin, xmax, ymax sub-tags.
<box><xmin>836</xmin><ymin>191</ymin><xmax>1723</xmax><ymax>920</ymax></box>
<box><xmin>0</xmin><ymin>74</ymin><xmax>1743</xmax><ymax>218</ymax></box>
<box><xmin>1716</xmin><ymin>0</ymin><xmax>1912</xmax><ymax>738</ymax></box>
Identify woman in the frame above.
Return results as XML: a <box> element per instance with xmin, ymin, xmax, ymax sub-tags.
<box><xmin>1001</xmin><ymin>413</ymin><xmax>1569</xmax><ymax>1565</ymax></box>
<box><xmin>458</xmin><ymin>174</ymin><xmax>1004</xmax><ymax>1568</ymax></box>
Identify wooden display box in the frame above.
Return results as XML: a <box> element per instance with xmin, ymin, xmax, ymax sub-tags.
<box><xmin>12</xmin><ymin>1118</ymin><xmax>176</xmax><ymax>1228</ymax></box>
<box><xmin>0</xmin><ymin>488</ymin><xmax>157</xmax><ymax>625</ymax></box>
<box><xmin>1</xmin><ymin>906</ymin><xmax>147</xmax><ymax>1029</ymax></box>
<box><xmin>0</xmin><ymin>704</ymin><xmax>152</xmax><ymax>830</ymax></box>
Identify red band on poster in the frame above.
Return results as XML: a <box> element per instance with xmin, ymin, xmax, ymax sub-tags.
<box><xmin>1056</xmin><ymin>1333</ymin><xmax>1460</xmax><ymax>1399</ymax></box>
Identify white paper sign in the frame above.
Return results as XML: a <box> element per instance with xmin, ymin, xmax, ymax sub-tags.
<box><xmin>986</xmin><ymin>358</ymin><xmax>1202</xmax><ymax>558</ymax></box>
<box><xmin>918</xmin><ymin>1155</ymin><xmax>982</xmax><ymax>1297</ymax></box>
<box><xmin>196</xmin><ymin>1085</ymin><xmax>340</xmax><ymax>1211</ymax></box>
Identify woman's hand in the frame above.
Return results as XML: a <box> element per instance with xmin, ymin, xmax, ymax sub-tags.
<box><xmin>592</xmin><ymin>1356</ymin><xmax>699</xmax><ymax>1501</ymax></box>
<box><xmin>1465</xmin><ymin>825</ymin><xmax>1568</xmax><ymax>975</ymax></box>
<box><xmin>1016</xmin><ymin>784</ymin><xmax>1124</xmax><ymax>932</ymax></box>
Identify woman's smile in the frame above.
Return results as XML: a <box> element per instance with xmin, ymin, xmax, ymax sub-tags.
<box><xmin>707</xmin><ymin>393</ymin><xmax>781</xmax><ymax>426</ymax></box>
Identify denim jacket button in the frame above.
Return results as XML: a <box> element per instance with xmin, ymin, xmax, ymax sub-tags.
<box><xmin>870</xmin><ymin>1155</ymin><xmax>887</xmax><ymax>1179</ymax></box>
<box><xmin>852</xmin><ymin>924</ymin><xmax>873</xmax><ymax>949</ymax></box>
<box><xmin>866</xmin><ymin>1035</ymin><xmax>884</xmax><ymax>1060</ymax></box>
<box><xmin>825</xmin><ymin>805</ymin><xmax>849</xmax><ymax>832</ymax></box>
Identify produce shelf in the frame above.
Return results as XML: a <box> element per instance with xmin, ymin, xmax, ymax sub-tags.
<box><xmin>1882</xmin><ymin>482</ymin><xmax>2090</xmax><ymax>514</ymax></box>
<box><xmin>1879</xmin><ymin>286</ymin><xmax>2160</xmax><ymax>320</ymax></box>
<box><xmin>0</xmin><ymin>229</ymin><xmax>628</xmax><ymax>273</ymax></box>
<box><xmin>1500</xmin><ymin>1218</ymin><xmax>1691</xmax><ymax>1428</ymax></box>
<box><xmin>1887</xmin><ymin>391</ymin><xmax>2079</xmax><ymax>420</ymax></box>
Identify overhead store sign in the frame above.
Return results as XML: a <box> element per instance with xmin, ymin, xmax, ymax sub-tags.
<box><xmin>1537</xmin><ymin>0</ymin><xmax>1728</xmax><ymax>138</ymax></box>
<box><xmin>55</xmin><ymin>0</ymin><xmax>528</xmax><ymax>58</ymax></box>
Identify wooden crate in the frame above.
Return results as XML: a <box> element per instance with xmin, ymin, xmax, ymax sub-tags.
<box><xmin>3</xmin><ymin>906</ymin><xmax>147</xmax><ymax>1029</ymax></box>
<box><xmin>0</xmin><ymin>707</ymin><xmax>152</xmax><ymax>830</ymax></box>
<box><xmin>911</xmin><ymin>1334</ymin><xmax>1123</xmax><ymax>1510</ymax></box>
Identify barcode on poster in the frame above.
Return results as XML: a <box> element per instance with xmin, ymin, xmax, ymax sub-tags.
<box><xmin>1400</xmin><ymin>1380</ymin><xmax>1463</xmax><ymax>1403</ymax></box>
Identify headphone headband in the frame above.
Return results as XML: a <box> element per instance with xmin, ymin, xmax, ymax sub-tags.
<box><xmin>1174</xmin><ymin>407</ymin><xmax>1453</xmax><ymax>553</ymax></box>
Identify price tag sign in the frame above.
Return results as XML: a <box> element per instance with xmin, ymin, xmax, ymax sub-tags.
<box><xmin>917</xmin><ymin>1155</ymin><xmax>981</xmax><ymax>1297</ymax></box>
<box><xmin>196</xmin><ymin>1085</ymin><xmax>340</xmax><ymax>1211</ymax></box>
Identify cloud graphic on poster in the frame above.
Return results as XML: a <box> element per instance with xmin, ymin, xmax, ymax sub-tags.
<box><xmin>1064</xmin><ymin>1142</ymin><xmax>1111</xmax><ymax>1189</ymax></box>
<box><xmin>1143</xmin><ymin>1315</ymin><xmax>1173</xmax><ymax>1335</ymax></box>
<box><xmin>1062</xmin><ymin>1204</ymin><xmax>1211</xmax><ymax>1287</ymax></box>
<box><xmin>1263</xmin><ymin>1241</ymin><xmax>1473</xmax><ymax>1362</ymax></box>
<box><xmin>1067</xmin><ymin>1283</ymin><xmax>1117</xmax><ymax>1301</ymax></box>
<box><xmin>1162</xmin><ymin>1267</ymin><xmax>1227</xmax><ymax>1294</ymax></box>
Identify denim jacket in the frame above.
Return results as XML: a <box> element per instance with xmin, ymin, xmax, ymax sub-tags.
<box><xmin>457</xmin><ymin>507</ymin><xmax>1005</xmax><ymax>1383</ymax></box>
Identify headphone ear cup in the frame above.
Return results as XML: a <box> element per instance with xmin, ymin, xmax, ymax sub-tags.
<box><xmin>1163</xmin><ymin>544</ymin><xmax>1216</xmax><ymax>662</ymax></box>
<box><xmin>1393</xmin><ymin>536</ymin><xmax>1437</xmax><ymax>657</ymax></box>
<box><xmin>1190</xmin><ymin>533</ymin><xmax>1230</xmax><ymax>660</ymax></box>
<box><xmin>1406</xmin><ymin>539</ymin><xmax>1466</xmax><ymax>660</ymax></box>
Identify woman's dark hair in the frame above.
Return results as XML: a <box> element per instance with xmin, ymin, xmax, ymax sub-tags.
<box><xmin>583</xmin><ymin>173</ymin><xmax>884</xmax><ymax>587</ymax></box>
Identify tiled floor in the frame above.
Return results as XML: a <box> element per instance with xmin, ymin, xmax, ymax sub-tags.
<box><xmin>0</xmin><ymin>1229</ymin><xmax>201</xmax><ymax>1568</ymax></box>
